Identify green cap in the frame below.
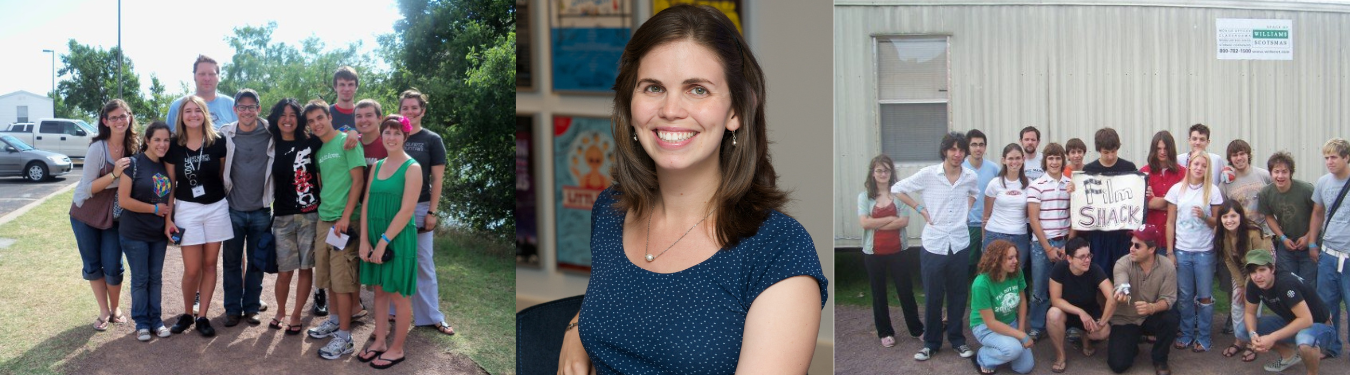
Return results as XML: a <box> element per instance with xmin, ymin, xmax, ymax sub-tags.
<box><xmin>1244</xmin><ymin>250</ymin><xmax>1276</xmax><ymax>268</ymax></box>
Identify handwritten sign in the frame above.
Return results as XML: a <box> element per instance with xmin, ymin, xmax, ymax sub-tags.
<box><xmin>1071</xmin><ymin>172</ymin><xmax>1147</xmax><ymax>231</ymax></box>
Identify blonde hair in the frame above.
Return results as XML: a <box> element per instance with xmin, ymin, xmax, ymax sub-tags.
<box><xmin>1188</xmin><ymin>150</ymin><xmax>1213</xmax><ymax>206</ymax></box>
<box><xmin>1323</xmin><ymin>138</ymin><xmax>1350</xmax><ymax>159</ymax></box>
<box><xmin>174</xmin><ymin>96</ymin><xmax>220</xmax><ymax>147</ymax></box>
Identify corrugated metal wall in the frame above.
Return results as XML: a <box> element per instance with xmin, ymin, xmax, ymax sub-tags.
<box><xmin>834</xmin><ymin>2</ymin><xmax>1350</xmax><ymax>247</ymax></box>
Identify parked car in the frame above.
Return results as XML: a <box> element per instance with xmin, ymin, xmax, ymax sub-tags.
<box><xmin>1</xmin><ymin>118</ymin><xmax>97</xmax><ymax>162</ymax></box>
<box><xmin>0</xmin><ymin>135</ymin><xmax>73</xmax><ymax>181</ymax></box>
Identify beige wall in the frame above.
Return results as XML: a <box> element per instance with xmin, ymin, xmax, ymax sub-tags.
<box><xmin>516</xmin><ymin>0</ymin><xmax>836</xmax><ymax>373</ymax></box>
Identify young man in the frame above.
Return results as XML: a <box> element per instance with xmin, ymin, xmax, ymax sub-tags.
<box><xmin>1239</xmin><ymin>250</ymin><xmax>1334</xmax><ymax>374</ymax></box>
<box><xmin>1107</xmin><ymin>225</ymin><xmax>1179</xmax><ymax>375</ymax></box>
<box><xmin>893</xmin><ymin>131</ymin><xmax>979</xmax><ymax>361</ymax></box>
<box><xmin>1176</xmin><ymin>123</ymin><xmax>1227</xmax><ymax>186</ymax></box>
<box><xmin>354</xmin><ymin>99</ymin><xmax>387</xmax><ymax>166</ymax></box>
<box><xmin>1259</xmin><ymin>151</ymin><xmax>1318</xmax><ymax>286</ymax></box>
<box><xmin>1307</xmin><ymin>137</ymin><xmax>1350</xmax><ymax>359</ymax></box>
<box><xmin>329</xmin><ymin>67</ymin><xmax>359</xmax><ymax>132</ymax></box>
<box><xmin>1218</xmin><ymin>139</ymin><xmax>1273</xmax><ymax>334</ymax></box>
<box><xmin>1047</xmin><ymin>238</ymin><xmax>1117</xmax><ymax>373</ymax></box>
<box><xmin>302</xmin><ymin>99</ymin><xmax>366</xmax><ymax>360</ymax></box>
<box><xmin>397</xmin><ymin>90</ymin><xmax>455</xmax><ymax>335</ymax></box>
<box><xmin>167</xmin><ymin>55</ymin><xmax>236</xmax><ymax>132</ymax></box>
<box><xmin>1064</xmin><ymin>138</ymin><xmax>1087</xmax><ymax>177</ymax></box>
<box><xmin>219</xmin><ymin>89</ymin><xmax>274</xmax><ymax>327</ymax></box>
<box><xmin>1020</xmin><ymin>126</ymin><xmax>1045</xmax><ymax>180</ymax></box>
<box><xmin>963</xmin><ymin>129</ymin><xmax>1001</xmax><ymax>275</ymax></box>
<box><xmin>1081</xmin><ymin>128</ymin><xmax>1139</xmax><ymax>276</ymax></box>
<box><xmin>1028</xmin><ymin>142</ymin><xmax>1072</xmax><ymax>342</ymax></box>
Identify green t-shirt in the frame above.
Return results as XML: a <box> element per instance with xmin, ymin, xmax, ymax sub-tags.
<box><xmin>317</xmin><ymin>133</ymin><xmax>366</xmax><ymax>222</ymax></box>
<box><xmin>1257</xmin><ymin>180</ymin><xmax>1315</xmax><ymax>240</ymax></box>
<box><xmin>969</xmin><ymin>272</ymin><xmax>1025</xmax><ymax>328</ymax></box>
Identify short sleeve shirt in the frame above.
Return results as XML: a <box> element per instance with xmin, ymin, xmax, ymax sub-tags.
<box><xmin>405</xmin><ymin>129</ymin><xmax>447</xmax><ymax>203</ymax></box>
<box><xmin>1246</xmin><ymin>272</ymin><xmax>1329</xmax><ymax>324</ymax></box>
<box><xmin>1165</xmin><ymin>182</ymin><xmax>1224</xmax><ymax>252</ymax></box>
<box><xmin>1178</xmin><ymin>152</ymin><xmax>1226</xmax><ymax>186</ymax></box>
<box><xmin>963</xmin><ymin>159</ymin><xmax>1002</xmax><ymax>226</ymax></box>
<box><xmin>1050</xmin><ymin>260</ymin><xmax>1108</xmax><ymax>317</ymax></box>
<box><xmin>166</xmin><ymin>93</ymin><xmax>234</xmax><ymax>132</ymax></box>
<box><xmin>119</xmin><ymin>153</ymin><xmax>172</xmax><ymax>242</ymax></box>
<box><xmin>1258</xmin><ymin>180</ymin><xmax>1315</xmax><ymax>240</ymax></box>
<box><xmin>969</xmin><ymin>273</ymin><xmax>1025</xmax><ymax>327</ymax></box>
<box><xmin>316</xmin><ymin>133</ymin><xmax>366</xmax><ymax>222</ymax></box>
<box><xmin>362</xmin><ymin>135</ymin><xmax>388</xmax><ymax>167</ymax></box>
<box><xmin>984</xmin><ymin>177</ymin><xmax>1029</xmax><ymax>235</ymax></box>
<box><xmin>1024</xmin><ymin>152</ymin><xmax>1045</xmax><ymax>181</ymax></box>
<box><xmin>273</xmin><ymin>137</ymin><xmax>322</xmax><ymax>216</ymax></box>
<box><xmin>1221</xmin><ymin>168</ymin><xmax>1273</xmax><ymax>233</ymax></box>
<box><xmin>1027</xmin><ymin>173</ymin><xmax>1072</xmax><ymax>241</ymax></box>
<box><xmin>329</xmin><ymin>105</ymin><xmax>356</xmax><ymax>132</ymax></box>
<box><xmin>165</xmin><ymin>139</ymin><xmax>227</xmax><ymax>204</ymax></box>
<box><xmin>1313</xmin><ymin>174</ymin><xmax>1350</xmax><ymax>251</ymax></box>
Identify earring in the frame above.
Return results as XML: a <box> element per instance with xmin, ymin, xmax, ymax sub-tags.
<box><xmin>632</xmin><ymin>133</ymin><xmax>637</xmax><ymax>141</ymax></box>
<box><xmin>732</xmin><ymin>131</ymin><xmax>737</xmax><ymax>146</ymax></box>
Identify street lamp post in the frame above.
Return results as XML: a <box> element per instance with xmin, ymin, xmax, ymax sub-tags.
<box><xmin>41</xmin><ymin>49</ymin><xmax>54</xmax><ymax>95</ymax></box>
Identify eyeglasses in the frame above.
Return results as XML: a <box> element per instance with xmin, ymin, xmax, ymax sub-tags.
<box><xmin>1072</xmin><ymin>253</ymin><xmax>1093</xmax><ymax>261</ymax></box>
<box><xmin>235</xmin><ymin>105</ymin><xmax>260</xmax><ymax>111</ymax></box>
<box><xmin>1130</xmin><ymin>242</ymin><xmax>1147</xmax><ymax>249</ymax></box>
<box><xmin>106</xmin><ymin>114</ymin><xmax>129</xmax><ymax>122</ymax></box>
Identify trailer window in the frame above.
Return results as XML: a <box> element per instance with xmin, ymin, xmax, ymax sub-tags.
<box><xmin>876</xmin><ymin>36</ymin><xmax>949</xmax><ymax>162</ymax></box>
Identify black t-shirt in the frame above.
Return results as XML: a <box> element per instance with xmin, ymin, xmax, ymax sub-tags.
<box><xmin>404</xmin><ymin>129</ymin><xmax>447</xmax><ymax>203</ymax></box>
<box><xmin>165</xmin><ymin>138</ymin><xmax>227</xmax><ymax>204</ymax></box>
<box><xmin>1246</xmin><ymin>272</ymin><xmax>1329</xmax><ymax>324</ymax></box>
<box><xmin>273</xmin><ymin>137</ymin><xmax>323</xmax><ymax>216</ymax></box>
<box><xmin>1049</xmin><ymin>260</ymin><xmax>1109</xmax><ymax>317</ymax></box>
<box><xmin>1083</xmin><ymin>158</ymin><xmax>1138</xmax><ymax>174</ymax></box>
<box><xmin>119</xmin><ymin>153</ymin><xmax>172</xmax><ymax>242</ymax></box>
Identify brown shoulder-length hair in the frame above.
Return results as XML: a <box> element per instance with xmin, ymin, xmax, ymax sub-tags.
<box><xmin>864</xmin><ymin>154</ymin><xmax>896</xmax><ymax>199</ymax></box>
<box><xmin>94</xmin><ymin>99</ymin><xmax>141</xmax><ymax>156</ymax></box>
<box><xmin>608</xmin><ymin>4</ymin><xmax>784</xmax><ymax>249</ymax></box>
<box><xmin>978</xmin><ymin>239</ymin><xmax>1022</xmax><ymax>283</ymax></box>
<box><xmin>1147</xmin><ymin>130</ymin><xmax>1180</xmax><ymax>173</ymax></box>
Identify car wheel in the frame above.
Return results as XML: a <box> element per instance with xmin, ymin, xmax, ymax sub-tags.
<box><xmin>25</xmin><ymin>162</ymin><xmax>48</xmax><ymax>181</ymax></box>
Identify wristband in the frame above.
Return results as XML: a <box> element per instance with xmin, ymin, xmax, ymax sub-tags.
<box><xmin>1310</xmin><ymin>242</ymin><xmax>1319</xmax><ymax>249</ymax></box>
<box><xmin>154</xmin><ymin>204</ymin><xmax>158</xmax><ymax>215</ymax></box>
<box><xmin>916</xmin><ymin>204</ymin><xmax>925</xmax><ymax>212</ymax></box>
<box><xmin>381</xmin><ymin>233</ymin><xmax>392</xmax><ymax>244</ymax></box>
<box><xmin>1280</xmin><ymin>235</ymin><xmax>1289</xmax><ymax>242</ymax></box>
<box><xmin>1019</xmin><ymin>335</ymin><xmax>1031</xmax><ymax>344</ymax></box>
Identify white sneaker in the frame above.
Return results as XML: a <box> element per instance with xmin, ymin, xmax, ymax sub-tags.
<box><xmin>156</xmin><ymin>326</ymin><xmax>171</xmax><ymax>338</ymax></box>
<box><xmin>318</xmin><ymin>335</ymin><xmax>354</xmax><ymax>360</ymax></box>
<box><xmin>136</xmin><ymin>329</ymin><xmax>152</xmax><ymax>342</ymax></box>
<box><xmin>957</xmin><ymin>345</ymin><xmax>975</xmax><ymax>358</ymax></box>
<box><xmin>1264</xmin><ymin>354</ymin><xmax>1302</xmax><ymax>372</ymax></box>
<box><xmin>307</xmin><ymin>319</ymin><xmax>340</xmax><ymax>339</ymax></box>
<box><xmin>914</xmin><ymin>347</ymin><xmax>933</xmax><ymax>361</ymax></box>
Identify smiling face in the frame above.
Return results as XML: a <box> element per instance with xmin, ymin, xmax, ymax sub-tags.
<box><xmin>194</xmin><ymin>62</ymin><xmax>219</xmax><ymax>95</ymax></box>
<box><xmin>1046</xmin><ymin>154</ymin><xmax>1064</xmax><ymax>173</ymax></box>
<box><xmin>1221</xmin><ymin>208</ymin><xmax>1241</xmax><ymax>232</ymax></box>
<box><xmin>1230</xmin><ymin>151</ymin><xmax>1250</xmax><ymax>171</ymax></box>
<box><xmin>147</xmin><ymin>127</ymin><xmax>171</xmax><ymax>158</ymax></box>
<box><xmin>182</xmin><ymin>102</ymin><xmax>206</xmax><ymax>129</ymax></box>
<box><xmin>1188</xmin><ymin>153</ymin><xmax>1208</xmax><ymax>182</ymax></box>
<box><xmin>399</xmin><ymin>98</ymin><xmax>424</xmax><ymax>127</ymax></box>
<box><xmin>1068</xmin><ymin>148</ymin><xmax>1085</xmax><ymax>166</ymax></box>
<box><xmin>355</xmin><ymin>105</ymin><xmax>381</xmax><ymax>135</ymax></box>
<box><xmin>1003</xmin><ymin>148</ymin><xmax>1024</xmax><ymax>176</ymax></box>
<box><xmin>381</xmin><ymin>126</ymin><xmax>405</xmax><ymax>154</ymax></box>
<box><xmin>629</xmin><ymin>39</ymin><xmax>739</xmax><ymax>173</ymax></box>
<box><xmin>234</xmin><ymin>97</ymin><xmax>259</xmax><ymax>126</ymax></box>
<box><xmin>104</xmin><ymin>107</ymin><xmax>130</xmax><ymax>135</ymax></box>
<box><xmin>277</xmin><ymin>106</ymin><xmax>299</xmax><ymax>136</ymax></box>
<box><xmin>872</xmin><ymin>161</ymin><xmax>892</xmax><ymax>186</ymax></box>
<box><xmin>969</xmin><ymin>137</ymin><xmax>987</xmax><ymax>160</ymax></box>
<box><xmin>1188</xmin><ymin>131</ymin><xmax>1209</xmax><ymax>152</ymax></box>
<box><xmin>1271</xmin><ymin>163</ymin><xmax>1292</xmax><ymax>189</ymax></box>
<box><xmin>1068</xmin><ymin>245</ymin><xmax>1092</xmax><ymax>274</ymax></box>
<box><xmin>1002</xmin><ymin>247</ymin><xmax>1020</xmax><ymax>274</ymax></box>
<box><xmin>306</xmin><ymin>109</ymin><xmax>332</xmax><ymax>139</ymax></box>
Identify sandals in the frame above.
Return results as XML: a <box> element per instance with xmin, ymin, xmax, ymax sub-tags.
<box><xmin>357</xmin><ymin>348</ymin><xmax>385</xmax><ymax>363</ymax></box>
<box><xmin>1191</xmin><ymin>342</ymin><xmax>1210</xmax><ymax>353</ymax></box>
<box><xmin>970</xmin><ymin>355</ymin><xmax>995</xmax><ymax>374</ymax></box>
<box><xmin>430</xmin><ymin>321</ymin><xmax>454</xmax><ymax>336</ymax></box>
<box><xmin>284</xmin><ymin>324</ymin><xmax>303</xmax><ymax>336</ymax></box>
<box><xmin>1082</xmin><ymin>342</ymin><xmax>1097</xmax><ymax>357</ymax></box>
<box><xmin>92</xmin><ymin>316</ymin><xmax>110</xmax><ymax>331</ymax></box>
<box><xmin>370</xmin><ymin>354</ymin><xmax>406</xmax><ymax>370</ymax></box>
<box><xmin>1242</xmin><ymin>348</ymin><xmax>1258</xmax><ymax>362</ymax></box>
<box><xmin>110</xmin><ymin>310</ymin><xmax>128</xmax><ymax>324</ymax></box>
<box><xmin>1222</xmin><ymin>344</ymin><xmax>1242</xmax><ymax>357</ymax></box>
<box><xmin>1051</xmin><ymin>360</ymin><xmax>1067</xmax><ymax>373</ymax></box>
<box><xmin>269</xmin><ymin>317</ymin><xmax>285</xmax><ymax>330</ymax></box>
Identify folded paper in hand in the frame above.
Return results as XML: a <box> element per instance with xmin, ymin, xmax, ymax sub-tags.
<box><xmin>326</xmin><ymin>228</ymin><xmax>350</xmax><ymax>249</ymax></box>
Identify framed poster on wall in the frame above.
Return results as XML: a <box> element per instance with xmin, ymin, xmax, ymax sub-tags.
<box><xmin>550</xmin><ymin>0</ymin><xmax>633</xmax><ymax>94</ymax></box>
<box><xmin>516</xmin><ymin>115</ymin><xmax>538</xmax><ymax>266</ymax></box>
<box><xmin>516</xmin><ymin>0</ymin><xmax>534</xmax><ymax>90</ymax></box>
<box><xmin>553</xmin><ymin>115</ymin><xmax>615</xmax><ymax>271</ymax></box>
<box><xmin>652</xmin><ymin>0</ymin><xmax>743</xmax><ymax>35</ymax></box>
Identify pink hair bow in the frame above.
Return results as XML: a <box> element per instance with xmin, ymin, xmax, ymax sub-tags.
<box><xmin>399</xmin><ymin>116</ymin><xmax>412</xmax><ymax>133</ymax></box>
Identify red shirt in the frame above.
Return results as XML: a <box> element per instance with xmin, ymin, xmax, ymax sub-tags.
<box><xmin>1140</xmin><ymin>164</ymin><xmax>1187</xmax><ymax>231</ymax></box>
<box><xmin>361</xmin><ymin>135</ymin><xmax>388</xmax><ymax>167</ymax></box>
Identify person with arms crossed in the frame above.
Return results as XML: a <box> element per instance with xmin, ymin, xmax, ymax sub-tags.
<box><xmin>859</xmin><ymin>154</ymin><xmax>923</xmax><ymax>347</ymax></box>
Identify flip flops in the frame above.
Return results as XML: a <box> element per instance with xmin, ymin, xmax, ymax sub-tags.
<box><xmin>370</xmin><ymin>354</ymin><xmax>406</xmax><ymax>370</ymax></box>
<box><xmin>357</xmin><ymin>349</ymin><xmax>385</xmax><ymax>363</ymax></box>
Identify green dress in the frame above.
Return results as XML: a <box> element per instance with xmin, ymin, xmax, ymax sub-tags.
<box><xmin>359</xmin><ymin>158</ymin><xmax>419</xmax><ymax>297</ymax></box>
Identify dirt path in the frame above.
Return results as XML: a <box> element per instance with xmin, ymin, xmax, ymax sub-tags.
<box><xmin>62</xmin><ymin>245</ymin><xmax>487</xmax><ymax>375</ymax></box>
<box><xmin>836</xmin><ymin>305</ymin><xmax>1347</xmax><ymax>375</ymax></box>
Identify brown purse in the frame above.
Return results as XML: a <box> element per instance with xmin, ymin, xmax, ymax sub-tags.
<box><xmin>69</xmin><ymin>146</ymin><xmax>117</xmax><ymax>230</ymax></box>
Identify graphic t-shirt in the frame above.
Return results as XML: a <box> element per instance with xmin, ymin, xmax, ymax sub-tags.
<box><xmin>1258</xmin><ymin>180</ymin><xmax>1315</xmax><ymax>241</ymax></box>
<box><xmin>1024</xmin><ymin>152</ymin><xmax>1045</xmax><ymax>181</ymax></box>
<box><xmin>362</xmin><ymin>135</ymin><xmax>388</xmax><ymax>167</ymax></box>
<box><xmin>316</xmin><ymin>133</ymin><xmax>365</xmax><ymax>222</ymax></box>
<box><xmin>1050</xmin><ymin>260</ymin><xmax>1108</xmax><ymax>317</ymax></box>
<box><xmin>1165</xmin><ymin>182</ymin><xmax>1225</xmax><ymax>252</ymax></box>
<box><xmin>969</xmin><ymin>272</ymin><xmax>1025</xmax><ymax>327</ymax></box>
<box><xmin>1246</xmin><ymin>272</ymin><xmax>1329</xmax><ymax>324</ymax></box>
<box><xmin>1221</xmin><ymin>168</ymin><xmax>1273</xmax><ymax>234</ymax></box>
<box><xmin>984</xmin><ymin>177</ymin><xmax>1029</xmax><ymax>235</ymax></box>
<box><xmin>273</xmin><ymin>137</ymin><xmax>322</xmax><ymax>216</ymax></box>
<box><xmin>165</xmin><ymin>138</ymin><xmax>227</xmax><ymax>204</ymax></box>
<box><xmin>120</xmin><ymin>153</ymin><xmax>173</xmax><ymax>242</ymax></box>
<box><xmin>404</xmin><ymin>129</ymin><xmax>447</xmax><ymax>203</ymax></box>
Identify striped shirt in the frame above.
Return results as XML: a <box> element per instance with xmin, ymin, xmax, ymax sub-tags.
<box><xmin>892</xmin><ymin>163</ymin><xmax>978</xmax><ymax>255</ymax></box>
<box><xmin>1028</xmin><ymin>173</ymin><xmax>1072</xmax><ymax>241</ymax></box>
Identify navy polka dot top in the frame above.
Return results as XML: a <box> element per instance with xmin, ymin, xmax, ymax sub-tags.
<box><xmin>578</xmin><ymin>187</ymin><xmax>829</xmax><ymax>374</ymax></box>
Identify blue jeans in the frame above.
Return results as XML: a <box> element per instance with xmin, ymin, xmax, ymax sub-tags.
<box><xmin>1317</xmin><ymin>251</ymin><xmax>1350</xmax><ymax>357</ymax></box>
<box><xmin>222</xmin><ymin>208</ymin><xmax>271</xmax><ymax>315</ymax></box>
<box><xmin>983</xmin><ymin>231</ymin><xmax>1031</xmax><ymax>273</ymax></box>
<box><xmin>1276</xmin><ymin>241</ymin><xmax>1318</xmax><ymax>288</ymax></box>
<box><xmin>1236</xmin><ymin>315</ymin><xmax>1335</xmax><ymax>350</ymax></box>
<box><xmin>921</xmin><ymin>245</ymin><xmax>970</xmax><ymax>350</ymax></box>
<box><xmin>70</xmin><ymin>217</ymin><xmax>123</xmax><ymax>285</ymax></box>
<box><xmin>1029</xmin><ymin>237</ymin><xmax>1065</xmax><ymax>333</ymax></box>
<box><xmin>1176</xmin><ymin>250</ymin><xmax>1216</xmax><ymax>350</ymax></box>
<box><xmin>122</xmin><ymin>239</ymin><xmax>167</xmax><ymax>331</ymax></box>
<box><xmin>972</xmin><ymin>319</ymin><xmax>1034</xmax><ymax>373</ymax></box>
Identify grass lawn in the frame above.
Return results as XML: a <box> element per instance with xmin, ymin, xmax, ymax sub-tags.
<box><xmin>0</xmin><ymin>190</ymin><xmax>515</xmax><ymax>374</ymax></box>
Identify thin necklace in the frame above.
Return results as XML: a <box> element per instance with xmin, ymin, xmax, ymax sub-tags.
<box><xmin>645</xmin><ymin>209</ymin><xmax>713</xmax><ymax>262</ymax></box>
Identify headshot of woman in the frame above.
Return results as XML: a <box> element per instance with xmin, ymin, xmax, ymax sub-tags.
<box><xmin>556</xmin><ymin>4</ymin><xmax>828</xmax><ymax>374</ymax></box>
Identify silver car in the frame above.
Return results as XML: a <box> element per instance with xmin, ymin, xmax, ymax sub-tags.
<box><xmin>0</xmin><ymin>135</ymin><xmax>73</xmax><ymax>181</ymax></box>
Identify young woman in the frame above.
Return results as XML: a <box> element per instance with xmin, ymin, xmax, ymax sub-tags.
<box><xmin>858</xmin><ymin>154</ymin><xmax>923</xmax><ymax>347</ymax></box>
<box><xmin>557</xmin><ymin>5</ymin><xmax>827</xmax><ymax>374</ymax></box>
<box><xmin>118</xmin><ymin>122</ymin><xmax>172</xmax><ymax>341</ymax></box>
<box><xmin>164</xmin><ymin>96</ymin><xmax>234</xmax><ymax>337</ymax></box>
<box><xmin>1141</xmin><ymin>131</ymin><xmax>1186</xmax><ymax>256</ymax></box>
<box><xmin>1214</xmin><ymin>200</ymin><xmax>1273</xmax><ymax>362</ymax></box>
<box><xmin>1165</xmin><ymin>150</ymin><xmax>1224</xmax><ymax>352</ymax></box>
<box><xmin>969</xmin><ymin>239</ymin><xmax>1033</xmax><ymax>374</ymax></box>
<box><xmin>70</xmin><ymin>99</ymin><xmax>137</xmax><ymax>331</ymax></box>
<box><xmin>356</xmin><ymin>115</ymin><xmax>423</xmax><ymax>369</ymax></box>
<box><xmin>267</xmin><ymin>98</ymin><xmax>319</xmax><ymax>334</ymax></box>
<box><xmin>982</xmin><ymin>144</ymin><xmax>1031</xmax><ymax>276</ymax></box>
<box><xmin>395</xmin><ymin>89</ymin><xmax>452</xmax><ymax>335</ymax></box>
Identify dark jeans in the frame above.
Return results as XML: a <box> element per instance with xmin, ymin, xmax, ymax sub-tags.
<box><xmin>921</xmin><ymin>245</ymin><xmax>970</xmax><ymax>350</ymax></box>
<box><xmin>122</xmin><ymin>238</ymin><xmax>167</xmax><ymax>331</ymax></box>
<box><xmin>864</xmin><ymin>251</ymin><xmax>923</xmax><ymax>338</ymax></box>
<box><xmin>1107</xmin><ymin>309</ymin><xmax>1180</xmax><ymax>373</ymax></box>
<box><xmin>1275</xmin><ymin>241</ymin><xmax>1318</xmax><ymax>287</ymax></box>
<box><xmin>222</xmin><ymin>208</ymin><xmax>270</xmax><ymax>315</ymax></box>
<box><xmin>71</xmin><ymin>217</ymin><xmax>123</xmax><ymax>284</ymax></box>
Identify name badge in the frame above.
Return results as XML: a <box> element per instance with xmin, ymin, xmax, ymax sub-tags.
<box><xmin>193</xmin><ymin>185</ymin><xmax>206</xmax><ymax>198</ymax></box>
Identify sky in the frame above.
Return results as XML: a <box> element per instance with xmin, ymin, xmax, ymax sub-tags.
<box><xmin>0</xmin><ymin>0</ymin><xmax>404</xmax><ymax>97</ymax></box>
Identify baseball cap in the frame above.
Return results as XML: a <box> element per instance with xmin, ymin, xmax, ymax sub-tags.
<box><xmin>1130</xmin><ymin>224</ymin><xmax>1163</xmax><ymax>245</ymax></box>
<box><xmin>1245</xmin><ymin>250</ymin><xmax>1276</xmax><ymax>268</ymax></box>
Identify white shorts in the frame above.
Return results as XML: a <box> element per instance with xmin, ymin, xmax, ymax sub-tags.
<box><xmin>173</xmin><ymin>199</ymin><xmax>234</xmax><ymax>246</ymax></box>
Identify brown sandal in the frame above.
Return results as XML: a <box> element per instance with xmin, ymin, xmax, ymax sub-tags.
<box><xmin>1051</xmin><ymin>360</ymin><xmax>1067</xmax><ymax>373</ymax></box>
<box><xmin>430</xmin><ymin>321</ymin><xmax>454</xmax><ymax>335</ymax></box>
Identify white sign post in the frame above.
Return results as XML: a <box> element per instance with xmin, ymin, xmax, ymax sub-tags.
<box><xmin>1217</xmin><ymin>19</ymin><xmax>1293</xmax><ymax>60</ymax></box>
<box><xmin>1070</xmin><ymin>172</ymin><xmax>1147</xmax><ymax>232</ymax></box>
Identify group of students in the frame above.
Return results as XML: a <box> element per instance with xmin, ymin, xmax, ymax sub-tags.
<box><xmin>860</xmin><ymin>124</ymin><xmax>1350</xmax><ymax>374</ymax></box>
<box><xmin>68</xmin><ymin>57</ymin><xmax>452</xmax><ymax>369</ymax></box>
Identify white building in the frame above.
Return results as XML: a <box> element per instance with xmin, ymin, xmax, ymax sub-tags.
<box><xmin>834</xmin><ymin>0</ymin><xmax>1350</xmax><ymax>248</ymax></box>
<box><xmin>0</xmin><ymin>91</ymin><xmax>54</xmax><ymax>126</ymax></box>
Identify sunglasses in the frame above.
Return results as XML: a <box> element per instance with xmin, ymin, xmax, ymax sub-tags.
<box><xmin>1130</xmin><ymin>242</ymin><xmax>1148</xmax><ymax>249</ymax></box>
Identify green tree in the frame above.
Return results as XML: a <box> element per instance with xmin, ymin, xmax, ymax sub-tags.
<box><xmin>219</xmin><ymin>22</ymin><xmax>398</xmax><ymax>113</ymax></box>
<box><xmin>54</xmin><ymin>39</ymin><xmax>151</xmax><ymax>124</ymax></box>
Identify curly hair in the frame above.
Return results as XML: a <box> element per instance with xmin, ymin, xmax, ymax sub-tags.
<box><xmin>978</xmin><ymin>239</ymin><xmax>1022</xmax><ymax>283</ymax></box>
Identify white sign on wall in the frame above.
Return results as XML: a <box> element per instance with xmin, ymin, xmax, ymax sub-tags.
<box><xmin>1217</xmin><ymin>19</ymin><xmax>1292</xmax><ymax>60</ymax></box>
<box><xmin>1070</xmin><ymin>172</ymin><xmax>1146</xmax><ymax>232</ymax></box>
